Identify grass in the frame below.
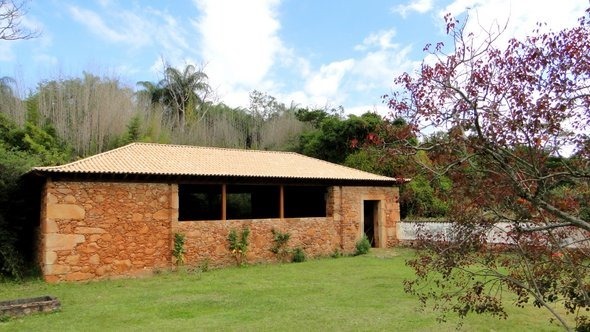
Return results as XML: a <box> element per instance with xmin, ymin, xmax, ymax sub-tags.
<box><xmin>0</xmin><ymin>248</ymin><xmax>565</xmax><ymax>331</ymax></box>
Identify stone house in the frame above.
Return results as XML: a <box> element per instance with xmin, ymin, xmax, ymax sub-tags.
<box><xmin>31</xmin><ymin>143</ymin><xmax>402</xmax><ymax>282</ymax></box>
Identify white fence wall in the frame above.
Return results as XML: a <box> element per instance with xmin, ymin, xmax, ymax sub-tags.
<box><xmin>397</xmin><ymin>222</ymin><xmax>588</xmax><ymax>248</ymax></box>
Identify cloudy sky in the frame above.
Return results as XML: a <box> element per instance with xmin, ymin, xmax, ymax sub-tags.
<box><xmin>0</xmin><ymin>0</ymin><xmax>587</xmax><ymax>114</ymax></box>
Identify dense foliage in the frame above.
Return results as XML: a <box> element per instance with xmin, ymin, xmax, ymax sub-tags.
<box><xmin>0</xmin><ymin>110</ymin><xmax>70</xmax><ymax>279</ymax></box>
<box><xmin>295</xmin><ymin>108</ymin><xmax>382</xmax><ymax>164</ymax></box>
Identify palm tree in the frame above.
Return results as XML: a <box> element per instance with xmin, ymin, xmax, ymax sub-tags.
<box><xmin>136</xmin><ymin>80</ymin><xmax>164</xmax><ymax>108</ymax></box>
<box><xmin>137</xmin><ymin>64</ymin><xmax>211</xmax><ymax>129</ymax></box>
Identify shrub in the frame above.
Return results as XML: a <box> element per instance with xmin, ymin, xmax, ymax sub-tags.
<box><xmin>228</xmin><ymin>227</ymin><xmax>250</xmax><ymax>266</ymax></box>
<box><xmin>270</xmin><ymin>229</ymin><xmax>291</xmax><ymax>262</ymax></box>
<box><xmin>172</xmin><ymin>233</ymin><xmax>185</xmax><ymax>266</ymax></box>
<box><xmin>292</xmin><ymin>247</ymin><xmax>306</xmax><ymax>263</ymax></box>
<box><xmin>0</xmin><ymin>230</ymin><xmax>24</xmax><ymax>281</ymax></box>
<box><xmin>0</xmin><ymin>146</ymin><xmax>42</xmax><ymax>280</ymax></box>
<box><xmin>354</xmin><ymin>235</ymin><xmax>371</xmax><ymax>256</ymax></box>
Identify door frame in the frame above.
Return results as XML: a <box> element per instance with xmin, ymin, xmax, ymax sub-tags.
<box><xmin>361</xmin><ymin>199</ymin><xmax>384</xmax><ymax>248</ymax></box>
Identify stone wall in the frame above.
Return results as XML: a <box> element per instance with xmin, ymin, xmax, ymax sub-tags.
<box><xmin>40</xmin><ymin>180</ymin><xmax>175</xmax><ymax>282</ymax></box>
<box><xmin>39</xmin><ymin>180</ymin><xmax>399</xmax><ymax>282</ymax></box>
<box><xmin>174</xmin><ymin>217</ymin><xmax>340</xmax><ymax>267</ymax></box>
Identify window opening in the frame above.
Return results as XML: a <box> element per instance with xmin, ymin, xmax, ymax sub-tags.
<box><xmin>179</xmin><ymin>184</ymin><xmax>327</xmax><ymax>221</ymax></box>
<box><xmin>284</xmin><ymin>186</ymin><xmax>327</xmax><ymax>218</ymax></box>
<box><xmin>227</xmin><ymin>185</ymin><xmax>280</xmax><ymax>219</ymax></box>
<box><xmin>178</xmin><ymin>184</ymin><xmax>222</xmax><ymax>221</ymax></box>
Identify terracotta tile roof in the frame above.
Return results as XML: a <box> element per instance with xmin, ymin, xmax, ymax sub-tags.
<box><xmin>33</xmin><ymin>143</ymin><xmax>399</xmax><ymax>183</ymax></box>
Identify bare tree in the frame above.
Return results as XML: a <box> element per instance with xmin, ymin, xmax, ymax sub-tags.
<box><xmin>36</xmin><ymin>73</ymin><xmax>136</xmax><ymax>156</ymax></box>
<box><xmin>0</xmin><ymin>0</ymin><xmax>39</xmax><ymax>41</ymax></box>
<box><xmin>0</xmin><ymin>76</ymin><xmax>24</xmax><ymax>124</ymax></box>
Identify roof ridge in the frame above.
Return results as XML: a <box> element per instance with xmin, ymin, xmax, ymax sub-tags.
<box><xmin>131</xmin><ymin>142</ymin><xmax>301</xmax><ymax>155</ymax></box>
<box><xmin>33</xmin><ymin>142</ymin><xmax>304</xmax><ymax>171</ymax></box>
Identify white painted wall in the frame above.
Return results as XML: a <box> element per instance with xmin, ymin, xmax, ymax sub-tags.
<box><xmin>397</xmin><ymin>222</ymin><xmax>588</xmax><ymax>248</ymax></box>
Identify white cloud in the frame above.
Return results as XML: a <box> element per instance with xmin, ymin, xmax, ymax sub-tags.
<box><xmin>353</xmin><ymin>44</ymin><xmax>417</xmax><ymax>91</ymax></box>
<box><xmin>347</xmin><ymin>104</ymin><xmax>390</xmax><ymax>116</ymax></box>
<box><xmin>354</xmin><ymin>29</ymin><xmax>398</xmax><ymax>51</ymax></box>
<box><xmin>351</xmin><ymin>29</ymin><xmax>416</xmax><ymax>89</ymax></box>
<box><xmin>68</xmin><ymin>5</ymin><xmax>154</xmax><ymax>50</ymax></box>
<box><xmin>304</xmin><ymin>59</ymin><xmax>355</xmax><ymax>102</ymax></box>
<box><xmin>334</xmin><ymin>27</ymin><xmax>420</xmax><ymax>112</ymax></box>
<box><xmin>66</xmin><ymin>3</ymin><xmax>201</xmax><ymax>84</ymax></box>
<box><xmin>348</xmin><ymin>54</ymin><xmax>418</xmax><ymax>115</ymax></box>
<box><xmin>440</xmin><ymin>0</ymin><xmax>587</xmax><ymax>45</ymax></box>
<box><xmin>279</xmin><ymin>27</ymin><xmax>420</xmax><ymax>112</ymax></box>
<box><xmin>32</xmin><ymin>54</ymin><xmax>58</xmax><ymax>67</ymax></box>
<box><xmin>193</xmin><ymin>0</ymin><xmax>284</xmax><ymax>106</ymax></box>
<box><xmin>68</xmin><ymin>6</ymin><xmax>127</xmax><ymax>43</ymax></box>
<box><xmin>146</xmin><ymin>9</ymin><xmax>192</xmax><ymax>64</ymax></box>
<box><xmin>201</xmin><ymin>1</ymin><xmax>588</xmax><ymax>111</ymax></box>
<box><xmin>393</xmin><ymin>0</ymin><xmax>434</xmax><ymax>18</ymax></box>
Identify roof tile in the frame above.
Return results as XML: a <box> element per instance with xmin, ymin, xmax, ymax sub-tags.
<box><xmin>33</xmin><ymin>143</ymin><xmax>398</xmax><ymax>183</ymax></box>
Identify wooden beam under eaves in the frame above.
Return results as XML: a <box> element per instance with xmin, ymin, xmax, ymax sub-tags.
<box><xmin>280</xmin><ymin>185</ymin><xmax>284</xmax><ymax>220</ymax></box>
<box><xmin>222</xmin><ymin>183</ymin><xmax>227</xmax><ymax>221</ymax></box>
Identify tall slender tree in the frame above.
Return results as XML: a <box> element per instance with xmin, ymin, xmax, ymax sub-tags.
<box><xmin>0</xmin><ymin>76</ymin><xmax>25</xmax><ymax>124</ymax></box>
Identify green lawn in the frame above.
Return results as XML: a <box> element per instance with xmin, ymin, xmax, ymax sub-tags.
<box><xmin>0</xmin><ymin>248</ymin><xmax>564</xmax><ymax>331</ymax></box>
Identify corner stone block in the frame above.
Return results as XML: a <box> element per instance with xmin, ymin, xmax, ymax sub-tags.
<box><xmin>47</xmin><ymin>203</ymin><xmax>86</xmax><ymax>219</ymax></box>
<box><xmin>46</xmin><ymin>233</ymin><xmax>85</xmax><ymax>251</ymax></box>
<box><xmin>47</xmin><ymin>193</ymin><xmax>58</xmax><ymax>204</ymax></box>
<box><xmin>44</xmin><ymin>251</ymin><xmax>57</xmax><ymax>265</ymax></box>
<box><xmin>170</xmin><ymin>191</ymin><xmax>179</xmax><ymax>209</ymax></box>
<box><xmin>46</xmin><ymin>219</ymin><xmax>59</xmax><ymax>233</ymax></box>
<box><xmin>46</xmin><ymin>263</ymin><xmax>70</xmax><ymax>275</ymax></box>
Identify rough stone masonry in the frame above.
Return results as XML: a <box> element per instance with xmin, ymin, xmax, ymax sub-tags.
<box><xmin>39</xmin><ymin>180</ymin><xmax>399</xmax><ymax>282</ymax></box>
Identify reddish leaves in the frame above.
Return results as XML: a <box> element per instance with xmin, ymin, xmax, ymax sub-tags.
<box><xmin>390</xmin><ymin>8</ymin><xmax>590</xmax><ymax>330</ymax></box>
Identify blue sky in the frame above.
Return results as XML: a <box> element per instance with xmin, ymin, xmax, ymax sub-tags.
<box><xmin>0</xmin><ymin>0</ymin><xmax>587</xmax><ymax>114</ymax></box>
